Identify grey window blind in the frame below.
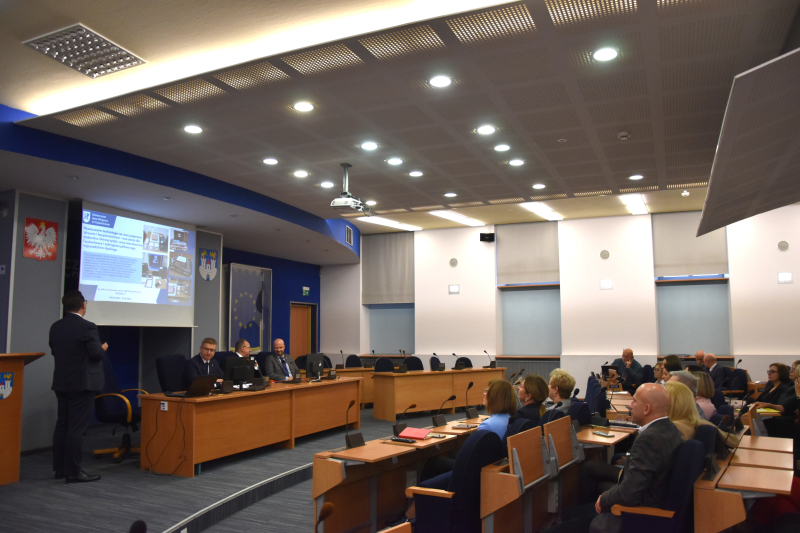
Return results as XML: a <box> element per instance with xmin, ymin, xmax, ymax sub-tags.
<box><xmin>496</xmin><ymin>221</ymin><xmax>560</xmax><ymax>285</ymax></box>
<box><xmin>652</xmin><ymin>211</ymin><xmax>728</xmax><ymax>276</ymax></box>
<box><xmin>361</xmin><ymin>232</ymin><xmax>415</xmax><ymax>304</ymax></box>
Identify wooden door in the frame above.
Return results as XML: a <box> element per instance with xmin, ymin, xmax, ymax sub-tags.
<box><xmin>290</xmin><ymin>304</ymin><xmax>311</xmax><ymax>357</ymax></box>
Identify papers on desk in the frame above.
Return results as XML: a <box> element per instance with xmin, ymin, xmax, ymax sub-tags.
<box><xmin>757</xmin><ymin>408</ymin><xmax>780</xmax><ymax>414</ymax></box>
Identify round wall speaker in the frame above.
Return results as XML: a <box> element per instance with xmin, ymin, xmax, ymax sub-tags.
<box><xmin>778</xmin><ymin>241</ymin><xmax>789</xmax><ymax>252</ymax></box>
<box><xmin>449</xmin><ymin>258</ymin><xmax>458</xmax><ymax>267</ymax></box>
<box><xmin>600</xmin><ymin>250</ymin><xmax>610</xmax><ymax>259</ymax></box>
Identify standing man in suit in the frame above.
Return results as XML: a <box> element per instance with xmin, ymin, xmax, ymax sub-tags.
<box><xmin>264</xmin><ymin>338</ymin><xmax>298</xmax><ymax>381</ymax></box>
<box><xmin>183</xmin><ymin>338</ymin><xmax>224</xmax><ymax>389</ymax></box>
<box><xmin>611</xmin><ymin>348</ymin><xmax>643</xmax><ymax>392</ymax></box>
<box><xmin>50</xmin><ymin>290</ymin><xmax>107</xmax><ymax>483</ymax></box>
<box><xmin>704</xmin><ymin>353</ymin><xmax>725</xmax><ymax>388</ymax></box>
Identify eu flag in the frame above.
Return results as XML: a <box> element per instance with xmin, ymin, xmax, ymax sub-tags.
<box><xmin>230</xmin><ymin>264</ymin><xmax>264</xmax><ymax>351</ymax></box>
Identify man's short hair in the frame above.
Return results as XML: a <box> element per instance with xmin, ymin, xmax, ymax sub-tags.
<box><xmin>670</xmin><ymin>371</ymin><xmax>698</xmax><ymax>397</ymax></box>
<box><xmin>62</xmin><ymin>290</ymin><xmax>86</xmax><ymax>312</ymax></box>
<box><xmin>685</xmin><ymin>364</ymin><xmax>703</xmax><ymax>373</ymax></box>
<box><xmin>200</xmin><ymin>337</ymin><xmax>217</xmax><ymax>347</ymax></box>
<box><xmin>663</xmin><ymin>354</ymin><xmax>683</xmax><ymax>372</ymax></box>
<box><xmin>234</xmin><ymin>339</ymin><xmax>249</xmax><ymax>352</ymax></box>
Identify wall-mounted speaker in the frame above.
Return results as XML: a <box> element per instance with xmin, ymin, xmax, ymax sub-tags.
<box><xmin>480</xmin><ymin>233</ymin><xmax>495</xmax><ymax>242</ymax></box>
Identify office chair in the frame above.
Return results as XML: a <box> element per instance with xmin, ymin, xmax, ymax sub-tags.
<box><xmin>403</xmin><ymin>356</ymin><xmax>424</xmax><ymax>371</ymax></box>
<box><xmin>455</xmin><ymin>357</ymin><xmax>473</xmax><ymax>369</ymax></box>
<box><xmin>345</xmin><ymin>354</ymin><xmax>362</xmax><ymax>367</ymax></box>
<box><xmin>212</xmin><ymin>350</ymin><xmax>234</xmax><ymax>372</ymax></box>
<box><xmin>538</xmin><ymin>408</ymin><xmax>566</xmax><ymax>426</ymax></box>
<box><xmin>567</xmin><ymin>401</ymin><xmax>591</xmax><ymax>427</ymax></box>
<box><xmin>642</xmin><ymin>364</ymin><xmax>655</xmax><ymax>383</ymax></box>
<box><xmin>710</xmin><ymin>388</ymin><xmax>726</xmax><ymax>408</ymax></box>
<box><xmin>155</xmin><ymin>354</ymin><xmax>185</xmax><ymax>393</ymax></box>
<box><xmin>94</xmin><ymin>354</ymin><xmax>148</xmax><ymax>462</ymax></box>
<box><xmin>430</xmin><ymin>356</ymin><xmax>441</xmax><ymax>370</ymax></box>
<box><xmin>503</xmin><ymin>418</ymin><xmax>534</xmax><ymax>447</ymax></box>
<box><xmin>321</xmin><ymin>354</ymin><xmax>333</xmax><ymax>368</ymax></box>
<box><xmin>294</xmin><ymin>355</ymin><xmax>307</xmax><ymax>371</ymax></box>
<box><xmin>374</xmin><ymin>357</ymin><xmax>394</xmax><ymax>373</ymax></box>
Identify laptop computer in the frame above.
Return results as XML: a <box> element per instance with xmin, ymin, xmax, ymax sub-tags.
<box><xmin>164</xmin><ymin>374</ymin><xmax>218</xmax><ymax>398</ymax></box>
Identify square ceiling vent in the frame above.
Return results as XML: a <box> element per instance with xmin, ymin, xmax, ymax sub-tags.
<box><xmin>24</xmin><ymin>24</ymin><xmax>145</xmax><ymax>78</ymax></box>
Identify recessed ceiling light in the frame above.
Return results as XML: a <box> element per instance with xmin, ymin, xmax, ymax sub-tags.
<box><xmin>430</xmin><ymin>210</ymin><xmax>485</xmax><ymax>227</ymax></box>
<box><xmin>444</xmin><ymin>193</ymin><xmax>457</xmax><ymax>198</ymax></box>
<box><xmin>557</xmin><ymin>138</ymin><xmax>567</xmax><ymax>143</ymax></box>
<box><xmin>520</xmin><ymin>202</ymin><xmax>563</xmax><ymax>221</ymax></box>
<box><xmin>620</xmin><ymin>194</ymin><xmax>648</xmax><ymax>215</ymax></box>
<box><xmin>67</xmin><ymin>175</ymin><xmax>79</xmax><ymax>180</ymax></box>
<box><xmin>494</xmin><ymin>144</ymin><xmax>510</xmax><ymax>152</ymax></box>
<box><xmin>361</xmin><ymin>141</ymin><xmax>378</xmax><ymax>150</ymax></box>
<box><xmin>509</xmin><ymin>159</ymin><xmax>524</xmax><ymax>166</ymax></box>
<box><xmin>293</xmin><ymin>101</ymin><xmax>314</xmax><ymax>112</ymax></box>
<box><xmin>533</xmin><ymin>183</ymin><xmax>546</xmax><ymax>190</ymax></box>
<box><xmin>629</xmin><ymin>174</ymin><xmax>643</xmax><ymax>180</ymax></box>
<box><xmin>359</xmin><ymin>216</ymin><xmax>420</xmax><ymax>231</ymax></box>
<box><xmin>294</xmin><ymin>170</ymin><xmax>309</xmax><ymax>178</ymax></box>
<box><xmin>477</xmin><ymin>125</ymin><xmax>496</xmax><ymax>135</ymax></box>
<box><xmin>262</xmin><ymin>158</ymin><xmax>278</xmax><ymax>165</ymax></box>
<box><xmin>429</xmin><ymin>75</ymin><xmax>452</xmax><ymax>87</ymax></box>
<box><xmin>366</xmin><ymin>200</ymin><xmax>377</xmax><ymax>206</ymax></box>
<box><xmin>183</xmin><ymin>125</ymin><xmax>202</xmax><ymax>134</ymax></box>
<box><xmin>387</xmin><ymin>158</ymin><xmax>403</xmax><ymax>165</ymax></box>
<box><xmin>593</xmin><ymin>48</ymin><xmax>618</xmax><ymax>61</ymax></box>
<box><xmin>163</xmin><ymin>196</ymin><xmax>172</xmax><ymax>201</ymax></box>
<box><xmin>320</xmin><ymin>181</ymin><xmax>334</xmax><ymax>188</ymax></box>
<box><xmin>409</xmin><ymin>171</ymin><xmax>423</xmax><ymax>177</ymax></box>
<box><xmin>230</xmin><ymin>214</ymin><xmax>239</xmax><ymax>218</ymax></box>
<box><xmin>682</xmin><ymin>190</ymin><xmax>690</xmax><ymax>197</ymax></box>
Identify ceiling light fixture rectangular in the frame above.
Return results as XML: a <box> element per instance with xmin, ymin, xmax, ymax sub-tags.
<box><xmin>359</xmin><ymin>216</ymin><xmax>421</xmax><ymax>232</ymax></box>
<box><xmin>519</xmin><ymin>202</ymin><xmax>564</xmax><ymax>221</ymax></box>
<box><xmin>620</xmin><ymin>194</ymin><xmax>649</xmax><ymax>215</ymax></box>
<box><xmin>24</xmin><ymin>24</ymin><xmax>145</xmax><ymax>78</ymax></box>
<box><xmin>429</xmin><ymin>210</ymin><xmax>485</xmax><ymax>227</ymax></box>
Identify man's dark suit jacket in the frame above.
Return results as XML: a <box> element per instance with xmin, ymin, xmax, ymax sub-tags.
<box><xmin>264</xmin><ymin>352</ymin><xmax>299</xmax><ymax>381</ymax></box>
<box><xmin>611</xmin><ymin>358</ymin><xmax>643</xmax><ymax>390</ymax></box>
<box><xmin>709</xmin><ymin>364</ymin><xmax>726</xmax><ymax>388</ymax></box>
<box><xmin>183</xmin><ymin>354</ymin><xmax>223</xmax><ymax>389</ymax></box>
<box><xmin>49</xmin><ymin>313</ymin><xmax>106</xmax><ymax>392</ymax></box>
<box><xmin>594</xmin><ymin>417</ymin><xmax>683</xmax><ymax>532</ymax></box>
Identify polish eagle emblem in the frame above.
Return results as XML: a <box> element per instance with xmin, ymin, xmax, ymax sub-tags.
<box><xmin>24</xmin><ymin>219</ymin><xmax>58</xmax><ymax>260</ymax></box>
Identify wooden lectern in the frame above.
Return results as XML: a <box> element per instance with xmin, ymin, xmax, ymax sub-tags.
<box><xmin>0</xmin><ymin>353</ymin><xmax>45</xmax><ymax>485</ymax></box>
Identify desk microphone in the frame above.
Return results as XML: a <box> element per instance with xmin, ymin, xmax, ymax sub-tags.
<box><xmin>372</xmin><ymin>350</ymin><xmax>375</xmax><ymax>355</ymax></box>
<box><xmin>345</xmin><ymin>399</ymin><xmax>365</xmax><ymax>448</ymax></box>
<box><xmin>432</xmin><ymin>394</ymin><xmax>457</xmax><ymax>427</ymax></box>
<box><xmin>316</xmin><ymin>502</ymin><xmax>334</xmax><ymax>533</ymax></box>
<box><xmin>393</xmin><ymin>403</ymin><xmax>417</xmax><ymax>436</ymax></box>
<box><xmin>465</xmin><ymin>382</ymin><xmax>479</xmax><ymax>419</ymax></box>
<box><xmin>483</xmin><ymin>350</ymin><xmax>496</xmax><ymax>369</ymax></box>
<box><xmin>514</xmin><ymin>369</ymin><xmax>524</xmax><ymax>384</ymax></box>
<box><xmin>735</xmin><ymin>358</ymin><xmax>742</xmax><ymax>369</ymax></box>
<box><xmin>433</xmin><ymin>352</ymin><xmax>437</xmax><ymax>356</ymax></box>
<box><xmin>572</xmin><ymin>388</ymin><xmax>580</xmax><ymax>399</ymax></box>
<box><xmin>403</xmin><ymin>350</ymin><xmax>406</xmax><ymax>356</ymax></box>
<box><xmin>719</xmin><ymin>405</ymin><xmax>750</xmax><ymax>459</ymax></box>
<box><xmin>507</xmin><ymin>370</ymin><xmax>519</xmax><ymax>383</ymax></box>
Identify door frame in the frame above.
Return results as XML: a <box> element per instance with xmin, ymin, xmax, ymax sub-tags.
<box><xmin>289</xmin><ymin>302</ymin><xmax>319</xmax><ymax>354</ymax></box>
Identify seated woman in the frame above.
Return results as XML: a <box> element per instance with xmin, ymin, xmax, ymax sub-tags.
<box><xmin>654</xmin><ymin>361</ymin><xmax>671</xmax><ymax>385</ymax></box>
<box><xmin>511</xmin><ymin>374</ymin><xmax>549</xmax><ymax>425</ymax></box>
<box><xmin>477</xmin><ymin>379</ymin><xmax>517</xmax><ymax>439</ymax></box>
<box><xmin>753</xmin><ymin>363</ymin><xmax>798</xmax><ymax>419</ymax></box>
<box><xmin>694</xmin><ymin>371</ymin><xmax>717</xmax><ymax>419</ymax></box>
<box><xmin>547</xmin><ymin>368</ymin><xmax>576</xmax><ymax>414</ymax></box>
<box><xmin>664</xmin><ymin>381</ymin><xmax>701</xmax><ymax>440</ymax></box>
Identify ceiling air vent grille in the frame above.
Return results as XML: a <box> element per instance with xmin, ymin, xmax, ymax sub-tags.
<box><xmin>281</xmin><ymin>44</ymin><xmax>364</xmax><ymax>76</ymax></box>
<box><xmin>447</xmin><ymin>201</ymin><xmax>485</xmax><ymax>208</ymax></box>
<box><xmin>410</xmin><ymin>205</ymin><xmax>445</xmax><ymax>211</ymax></box>
<box><xmin>667</xmin><ymin>181</ymin><xmax>708</xmax><ymax>189</ymax></box>
<box><xmin>53</xmin><ymin>107</ymin><xmax>118</xmax><ymax>127</ymax></box>
<box><xmin>375</xmin><ymin>209</ymin><xmax>409</xmax><ymax>214</ymax></box>
<box><xmin>488</xmin><ymin>197</ymin><xmax>526</xmax><ymax>204</ymax></box>
<box><xmin>100</xmin><ymin>94</ymin><xmax>169</xmax><ymax>117</ymax></box>
<box><xmin>154</xmin><ymin>79</ymin><xmax>226</xmax><ymax>104</ymax></box>
<box><xmin>345</xmin><ymin>225</ymin><xmax>353</xmax><ymax>246</ymax></box>
<box><xmin>530</xmin><ymin>193</ymin><xmax>568</xmax><ymax>201</ymax></box>
<box><xmin>620</xmin><ymin>185</ymin><xmax>659</xmax><ymax>193</ymax></box>
<box><xmin>446</xmin><ymin>5</ymin><xmax>536</xmax><ymax>47</ymax></box>
<box><xmin>574</xmin><ymin>190</ymin><xmax>613</xmax><ymax>197</ymax></box>
<box><xmin>213</xmin><ymin>61</ymin><xmax>290</xmax><ymax>90</ymax></box>
<box><xmin>24</xmin><ymin>24</ymin><xmax>145</xmax><ymax>78</ymax></box>
<box><xmin>359</xmin><ymin>25</ymin><xmax>445</xmax><ymax>61</ymax></box>
<box><xmin>544</xmin><ymin>0</ymin><xmax>638</xmax><ymax>34</ymax></box>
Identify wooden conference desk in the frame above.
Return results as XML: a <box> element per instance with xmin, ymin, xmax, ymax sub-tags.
<box><xmin>301</xmin><ymin>367</ymin><xmax>375</xmax><ymax>407</ymax></box>
<box><xmin>139</xmin><ymin>377</ymin><xmax>360</xmax><ymax>477</ymax></box>
<box><xmin>373</xmin><ymin>367</ymin><xmax>505</xmax><ymax>422</ymax></box>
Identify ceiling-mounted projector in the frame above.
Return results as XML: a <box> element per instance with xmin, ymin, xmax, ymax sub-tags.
<box><xmin>331</xmin><ymin>163</ymin><xmax>371</xmax><ymax>215</ymax></box>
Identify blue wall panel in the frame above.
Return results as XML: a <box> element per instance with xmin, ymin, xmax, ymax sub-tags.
<box><xmin>368</xmin><ymin>304</ymin><xmax>415</xmax><ymax>355</ymax></box>
<box><xmin>501</xmin><ymin>288</ymin><xmax>562</xmax><ymax>355</ymax></box>
<box><xmin>657</xmin><ymin>282</ymin><xmax>731</xmax><ymax>355</ymax></box>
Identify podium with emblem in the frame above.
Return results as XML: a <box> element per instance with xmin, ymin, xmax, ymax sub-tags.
<box><xmin>0</xmin><ymin>353</ymin><xmax>45</xmax><ymax>485</ymax></box>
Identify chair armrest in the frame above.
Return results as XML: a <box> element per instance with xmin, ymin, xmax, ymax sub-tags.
<box><xmin>405</xmin><ymin>486</ymin><xmax>455</xmax><ymax>499</ymax></box>
<box><xmin>122</xmin><ymin>388</ymin><xmax>149</xmax><ymax>394</ymax></box>
<box><xmin>95</xmin><ymin>393</ymin><xmax>132</xmax><ymax>423</ymax></box>
<box><xmin>610</xmin><ymin>505</ymin><xmax>674</xmax><ymax>518</ymax></box>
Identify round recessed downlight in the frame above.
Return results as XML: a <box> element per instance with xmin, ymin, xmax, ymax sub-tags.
<box><xmin>409</xmin><ymin>171</ymin><xmax>423</xmax><ymax>177</ymax></box>
<box><xmin>429</xmin><ymin>75</ymin><xmax>452</xmax><ymax>88</ymax></box>
<box><xmin>183</xmin><ymin>125</ymin><xmax>202</xmax><ymax>134</ymax></box>
<box><xmin>294</xmin><ymin>170</ymin><xmax>309</xmax><ymax>178</ymax></box>
<box><xmin>293</xmin><ymin>101</ymin><xmax>314</xmax><ymax>112</ymax></box>
<box><xmin>629</xmin><ymin>174</ymin><xmax>643</xmax><ymax>180</ymax></box>
<box><xmin>366</xmin><ymin>200</ymin><xmax>377</xmax><ymax>206</ymax></box>
<box><xmin>320</xmin><ymin>181</ymin><xmax>334</xmax><ymax>188</ymax></box>
<box><xmin>444</xmin><ymin>192</ymin><xmax>457</xmax><ymax>198</ymax></box>
<box><xmin>509</xmin><ymin>159</ymin><xmax>524</xmax><ymax>166</ymax></box>
<box><xmin>262</xmin><ymin>158</ymin><xmax>278</xmax><ymax>165</ymax></box>
<box><xmin>163</xmin><ymin>196</ymin><xmax>173</xmax><ymax>201</ymax></box>
<box><xmin>682</xmin><ymin>190</ymin><xmax>690</xmax><ymax>197</ymax></box>
<box><xmin>361</xmin><ymin>141</ymin><xmax>378</xmax><ymax>150</ymax></box>
<box><xmin>494</xmin><ymin>144</ymin><xmax>510</xmax><ymax>152</ymax></box>
<box><xmin>557</xmin><ymin>138</ymin><xmax>568</xmax><ymax>143</ymax></box>
<box><xmin>387</xmin><ymin>158</ymin><xmax>403</xmax><ymax>165</ymax></box>
<box><xmin>477</xmin><ymin>125</ymin><xmax>496</xmax><ymax>135</ymax></box>
<box><xmin>593</xmin><ymin>48</ymin><xmax>618</xmax><ymax>61</ymax></box>
<box><xmin>533</xmin><ymin>183</ymin><xmax>546</xmax><ymax>190</ymax></box>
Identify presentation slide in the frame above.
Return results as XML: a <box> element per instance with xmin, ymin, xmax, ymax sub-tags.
<box><xmin>79</xmin><ymin>208</ymin><xmax>195</xmax><ymax>308</ymax></box>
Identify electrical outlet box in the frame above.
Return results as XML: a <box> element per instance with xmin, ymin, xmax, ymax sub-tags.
<box><xmin>161</xmin><ymin>401</ymin><xmax>168</xmax><ymax>411</ymax></box>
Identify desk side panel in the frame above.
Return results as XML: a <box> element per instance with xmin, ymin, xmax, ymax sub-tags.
<box><xmin>294</xmin><ymin>381</ymin><xmax>359</xmax><ymax>438</ymax></box>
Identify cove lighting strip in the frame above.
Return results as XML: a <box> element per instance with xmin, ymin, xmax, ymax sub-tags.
<box><xmin>429</xmin><ymin>210</ymin><xmax>485</xmax><ymax>227</ymax></box>
<box><xmin>519</xmin><ymin>202</ymin><xmax>563</xmax><ymax>221</ymax></box>
<box><xmin>620</xmin><ymin>194</ymin><xmax>648</xmax><ymax>215</ymax></box>
<box><xmin>359</xmin><ymin>216</ymin><xmax>421</xmax><ymax>232</ymax></box>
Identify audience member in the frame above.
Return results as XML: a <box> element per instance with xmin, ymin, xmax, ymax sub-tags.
<box><xmin>548</xmin><ymin>368</ymin><xmax>576</xmax><ymax>414</ymax></box>
<box><xmin>693</xmin><ymin>372</ymin><xmax>717</xmax><ymax>419</ymax></box>
<box><xmin>704</xmin><ymin>353</ymin><xmax>725</xmax><ymax>388</ymax></box>
<box><xmin>610</xmin><ymin>348</ymin><xmax>643</xmax><ymax>392</ymax></box>
<box><xmin>668</xmin><ymin>370</ymin><xmax>708</xmax><ymax>420</ymax></box>
<box><xmin>752</xmin><ymin>363</ymin><xmax>797</xmax><ymax>420</ymax></box>
<box><xmin>694</xmin><ymin>350</ymin><xmax>706</xmax><ymax>370</ymax></box>
<box><xmin>790</xmin><ymin>361</ymin><xmax>800</xmax><ymax>398</ymax></box>
<box><xmin>478</xmin><ymin>380</ymin><xmax>517</xmax><ymax>439</ymax></box>
<box><xmin>685</xmin><ymin>364</ymin><xmax>704</xmax><ymax>373</ymax></box>
<box><xmin>511</xmin><ymin>374</ymin><xmax>548</xmax><ymax>425</ymax></box>
<box><xmin>653</xmin><ymin>361</ymin><xmax>670</xmax><ymax>385</ymax></box>
<box><xmin>665</xmin><ymin>381</ymin><xmax>701</xmax><ymax>440</ymax></box>
<box><xmin>663</xmin><ymin>354</ymin><xmax>683</xmax><ymax>373</ymax></box>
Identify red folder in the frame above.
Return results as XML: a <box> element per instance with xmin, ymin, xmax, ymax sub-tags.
<box><xmin>398</xmin><ymin>427</ymin><xmax>431</xmax><ymax>440</ymax></box>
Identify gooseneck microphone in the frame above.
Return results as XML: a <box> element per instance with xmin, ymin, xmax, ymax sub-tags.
<box><xmin>432</xmin><ymin>394</ymin><xmax>457</xmax><ymax>427</ymax></box>
<box><xmin>735</xmin><ymin>358</ymin><xmax>742</xmax><ymax>368</ymax></box>
<box><xmin>393</xmin><ymin>403</ymin><xmax>417</xmax><ymax>436</ymax></box>
<box><xmin>372</xmin><ymin>350</ymin><xmax>375</xmax><ymax>355</ymax></box>
<box><xmin>465</xmin><ymin>382</ymin><xmax>479</xmax><ymax>419</ymax></box>
<box><xmin>572</xmin><ymin>388</ymin><xmax>580</xmax><ymax>398</ymax></box>
<box><xmin>345</xmin><ymin>399</ymin><xmax>365</xmax><ymax>448</ymax></box>
<box><xmin>403</xmin><ymin>350</ymin><xmax>406</xmax><ymax>356</ymax></box>
<box><xmin>316</xmin><ymin>502</ymin><xmax>334</xmax><ymax>533</ymax></box>
<box><xmin>483</xmin><ymin>350</ymin><xmax>496</xmax><ymax>369</ymax></box>
<box><xmin>507</xmin><ymin>370</ymin><xmax>519</xmax><ymax>383</ymax></box>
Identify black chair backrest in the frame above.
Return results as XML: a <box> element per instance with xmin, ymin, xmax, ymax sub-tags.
<box><xmin>430</xmin><ymin>356</ymin><xmax>440</xmax><ymax>369</ymax></box>
<box><xmin>503</xmin><ymin>418</ymin><xmax>534</xmax><ymax>447</ymax></box>
<box><xmin>594</xmin><ymin>388</ymin><xmax>609</xmax><ymax>417</ymax></box>
<box><xmin>213</xmin><ymin>351</ymin><xmax>234</xmax><ymax>372</ymax></box>
<box><xmin>716</xmin><ymin>404</ymin><xmax>734</xmax><ymax>430</ymax></box>
<box><xmin>322</xmin><ymin>355</ymin><xmax>332</xmax><ymax>368</ymax></box>
<box><xmin>156</xmin><ymin>354</ymin><xmax>185</xmax><ymax>393</ymax></box>
<box><xmin>660</xmin><ymin>440</ymin><xmax>704</xmax><ymax>531</ymax></box>
<box><xmin>255</xmin><ymin>351</ymin><xmax>269</xmax><ymax>372</ymax></box>
<box><xmin>294</xmin><ymin>355</ymin><xmax>307</xmax><ymax>371</ymax></box>
<box><xmin>642</xmin><ymin>364</ymin><xmax>655</xmax><ymax>383</ymax></box>
<box><xmin>729</xmin><ymin>369</ymin><xmax>748</xmax><ymax>397</ymax></box>
<box><xmin>568</xmin><ymin>401</ymin><xmax>591</xmax><ymax>427</ymax></box>
<box><xmin>455</xmin><ymin>357</ymin><xmax>473</xmax><ymax>369</ymax></box>
<box><xmin>694</xmin><ymin>424</ymin><xmax>717</xmax><ymax>457</ymax></box>
<box><xmin>710</xmin><ymin>388</ymin><xmax>725</xmax><ymax>408</ymax></box>
<box><xmin>538</xmin><ymin>408</ymin><xmax>566</xmax><ymax>426</ymax></box>
<box><xmin>585</xmin><ymin>377</ymin><xmax>599</xmax><ymax>413</ymax></box>
<box><xmin>95</xmin><ymin>354</ymin><xmax>124</xmax><ymax>422</ymax></box>
<box><xmin>345</xmin><ymin>354</ymin><xmax>362</xmax><ymax>368</ymax></box>
<box><xmin>374</xmin><ymin>357</ymin><xmax>394</xmax><ymax>372</ymax></box>
<box><xmin>403</xmin><ymin>356</ymin><xmax>424</xmax><ymax>371</ymax></box>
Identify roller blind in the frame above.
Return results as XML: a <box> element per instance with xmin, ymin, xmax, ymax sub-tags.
<box><xmin>652</xmin><ymin>211</ymin><xmax>728</xmax><ymax>276</ymax></box>
<box><xmin>496</xmin><ymin>222</ymin><xmax>560</xmax><ymax>285</ymax></box>
<box><xmin>361</xmin><ymin>232</ymin><xmax>414</xmax><ymax>304</ymax></box>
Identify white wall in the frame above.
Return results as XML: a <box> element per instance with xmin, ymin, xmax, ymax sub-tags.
<box><xmin>320</xmin><ymin>263</ymin><xmax>363</xmax><ymax>354</ymax></box>
<box><xmin>414</xmin><ymin>226</ymin><xmax>497</xmax><ymax>361</ymax></box>
<box><xmin>727</xmin><ymin>205</ymin><xmax>800</xmax><ymax>356</ymax></box>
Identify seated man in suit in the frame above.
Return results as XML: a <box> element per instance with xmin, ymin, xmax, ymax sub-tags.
<box><xmin>264</xmin><ymin>338</ymin><xmax>299</xmax><ymax>381</ymax></box>
<box><xmin>234</xmin><ymin>339</ymin><xmax>261</xmax><ymax>376</ymax></box>
<box><xmin>183</xmin><ymin>337</ymin><xmax>224</xmax><ymax>389</ymax></box>
<box><xmin>611</xmin><ymin>348</ymin><xmax>643</xmax><ymax>392</ymax></box>
<box><xmin>694</xmin><ymin>350</ymin><xmax>707</xmax><ymax>371</ymax></box>
<box><xmin>704</xmin><ymin>353</ymin><xmax>725</xmax><ymax>388</ymax></box>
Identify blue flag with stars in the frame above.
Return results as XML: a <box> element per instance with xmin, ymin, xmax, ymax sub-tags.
<box><xmin>229</xmin><ymin>264</ymin><xmax>264</xmax><ymax>351</ymax></box>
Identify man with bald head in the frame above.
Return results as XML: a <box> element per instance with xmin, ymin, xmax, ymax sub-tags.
<box><xmin>694</xmin><ymin>350</ymin><xmax>707</xmax><ymax>371</ymax></box>
<box><xmin>610</xmin><ymin>348</ymin><xmax>643</xmax><ymax>392</ymax></box>
<box><xmin>263</xmin><ymin>338</ymin><xmax>299</xmax><ymax>381</ymax></box>
<box><xmin>704</xmin><ymin>353</ymin><xmax>725</xmax><ymax>388</ymax></box>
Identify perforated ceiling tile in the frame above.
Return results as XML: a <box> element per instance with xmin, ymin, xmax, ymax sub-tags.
<box><xmin>476</xmin><ymin>49</ymin><xmax>559</xmax><ymax>85</ymax></box>
<box><xmin>281</xmin><ymin>43</ymin><xmax>364</xmax><ymax>76</ymax></box>
<box><xmin>543</xmin><ymin>146</ymin><xmax>599</xmax><ymax>165</ymax></box>
<box><xmin>758</xmin><ymin>4</ymin><xmax>800</xmax><ymax>46</ymax></box>
<box><xmin>208</xmin><ymin>136</ymin><xmax>267</xmax><ymax>157</ymax></box>
<box><xmin>575</xmin><ymin>189</ymin><xmax>613</xmax><ymax>196</ymax></box>
<box><xmin>392</xmin><ymin>127</ymin><xmax>457</xmax><ymax>148</ymax></box>
<box><xmin>446</xmin><ymin>4</ymin><xmax>536</xmax><ymax>47</ymax></box>
<box><xmin>544</xmin><ymin>0</ymin><xmax>638</xmax><ymax>35</ymax></box>
<box><xmin>500</xmin><ymin>82</ymin><xmax>572</xmax><ymax>112</ymax></box>
<box><xmin>567</xmin><ymin>32</ymin><xmax>644</xmax><ymax>70</ymax></box>
<box><xmin>577</xmin><ymin>70</ymin><xmax>648</xmax><ymax>102</ymax></box>
<box><xmin>662</xmin><ymin>88</ymin><xmax>729</xmax><ymax>117</ymax></box>
<box><xmin>519</xmin><ymin>108</ymin><xmax>582</xmax><ymax>132</ymax></box>
<box><xmin>456</xmin><ymin>173</ymin><xmax>504</xmax><ymax>187</ymax></box>
<box><xmin>213</xmin><ymin>61</ymin><xmax>290</xmax><ymax>90</ymax></box>
<box><xmin>302</xmin><ymin>116</ymin><xmax>373</xmax><ymax>139</ymax></box>
<box><xmin>488</xmin><ymin>197</ymin><xmax>527</xmax><ymax>204</ymax></box>
<box><xmin>99</xmin><ymin>94</ymin><xmax>169</xmax><ymax>117</ymax></box>
<box><xmin>531</xmin><ymin>193</ymin><xmax>568</xmax><ymax>200</ymax></box>
<box><xmin>603</xmin><ymin>140</ymin><xmax>656</xmax><ymax>159</ymax></box>
<box><xmin>437</xmin><ymin>160</ymin><xmax>491</xmax><ymax>176</ymax></box>
<box><xmin>659</xmin><ymin>15</ymin><xmax>745</xmax><ymax>61</ymax></box>
<box><xmin>666</xmin><ymin>151</ymin><xmax>715</xmax><ymax>168</ymax></box>
<box><xmin>428</xmin><ymin>93</ymin><xmax>500</xmax><ymax>121</ymax></box>
<box><xmin>664</xmin><ymin>114</ymin><xmax>724</xmax><ymax>136</ymax></box>
<box><xmin>53</xmin><ymin>107</ymin><xmax>118</xmax><ymax>127</ymax></box>
<box><xmin>363</xmin><ymin>104</ymin><xmax>435</xmax><ymax>130</ymax></box>
<box><xmin>608</xmin><ymin>157</ymin><xmax>657</xmax><ymax>173</ymax></box>
<box><xmin>588</xmin><ymin>99</ymin><xmax>650</xmax><ymax>124</ymax></box>
<box><xmin>261</xmin><ymin>127</ymin><xmax>318</xmax><ymax>148</ymax></box>
<box><xmin>662</xmin><ymin>57</ymin><xmax>736</xmax><ymax>91</ymax></box>
<box><xmin>447</xmin><ymin>201</ymin><xmax>486</xmax><ymax>208</ymax></box>
<box><xmin>553</xmin><ymin>162</ymin><xmax>604</xmax><ymax>177</ymax></box>
<box><xmin>564</xmin><ymin>174</ymin><xmax>611</xmax><ymax>189</ymax></box>
<box><xmin>286</xmin><ymin>143</ymin><xmax>347</xmax><ymax>162</ymax></box>
<box><xmin>595</xmin><ymin>122</ymin><xmax>653</xmax><ymax>143</ymax></box>
<box><xmin>728</xmin><ymin>140</ymin><xmax>793</xmax><ymax>172</ymax></box>
<box><xmin>359</xmin><ymin>25</ymin><xmax>445</xmax><ymax>61</ymax></box>
<box><xmin>417</xmin><ymin>144</ymin><xmax>474</xmax><ymax>163</ymax></box>
<box><xmin>326</xmin><ymin>77</ymin><xmax>408</xmax><ymax>109</ymax></box>
<box><xmin>664</xmin><ymin>135</ymin><xmax>718</xmax><ymax>154</ymax></box>
<box><xmin>154</xmin><ymin>79</ymin><xmax>226</xmax><ymax>104</ymax></box>
<box><xmin>410</xmin><ymin>205</ymin><xmax>446</xmax><ymax>211</ymax></box>
<box><xmin>533</xmin><ymin>130</ymin><xmax>590</xmax><ymax>150</ymax></box>
<box><xmin>657</xmin><ymin>0</ymin><xmax>747</xmax><ymax>19</ymax></box>
<box><xmin>738</xmin><ymin>89</ymin><xmax>800</xmax><ymax>133</ymax></box>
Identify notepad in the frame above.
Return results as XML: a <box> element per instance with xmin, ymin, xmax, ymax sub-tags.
<box><xmin>757</xmin><ymin>408</ymin><xmax>780</xmax><ymax>413</ymax></box>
